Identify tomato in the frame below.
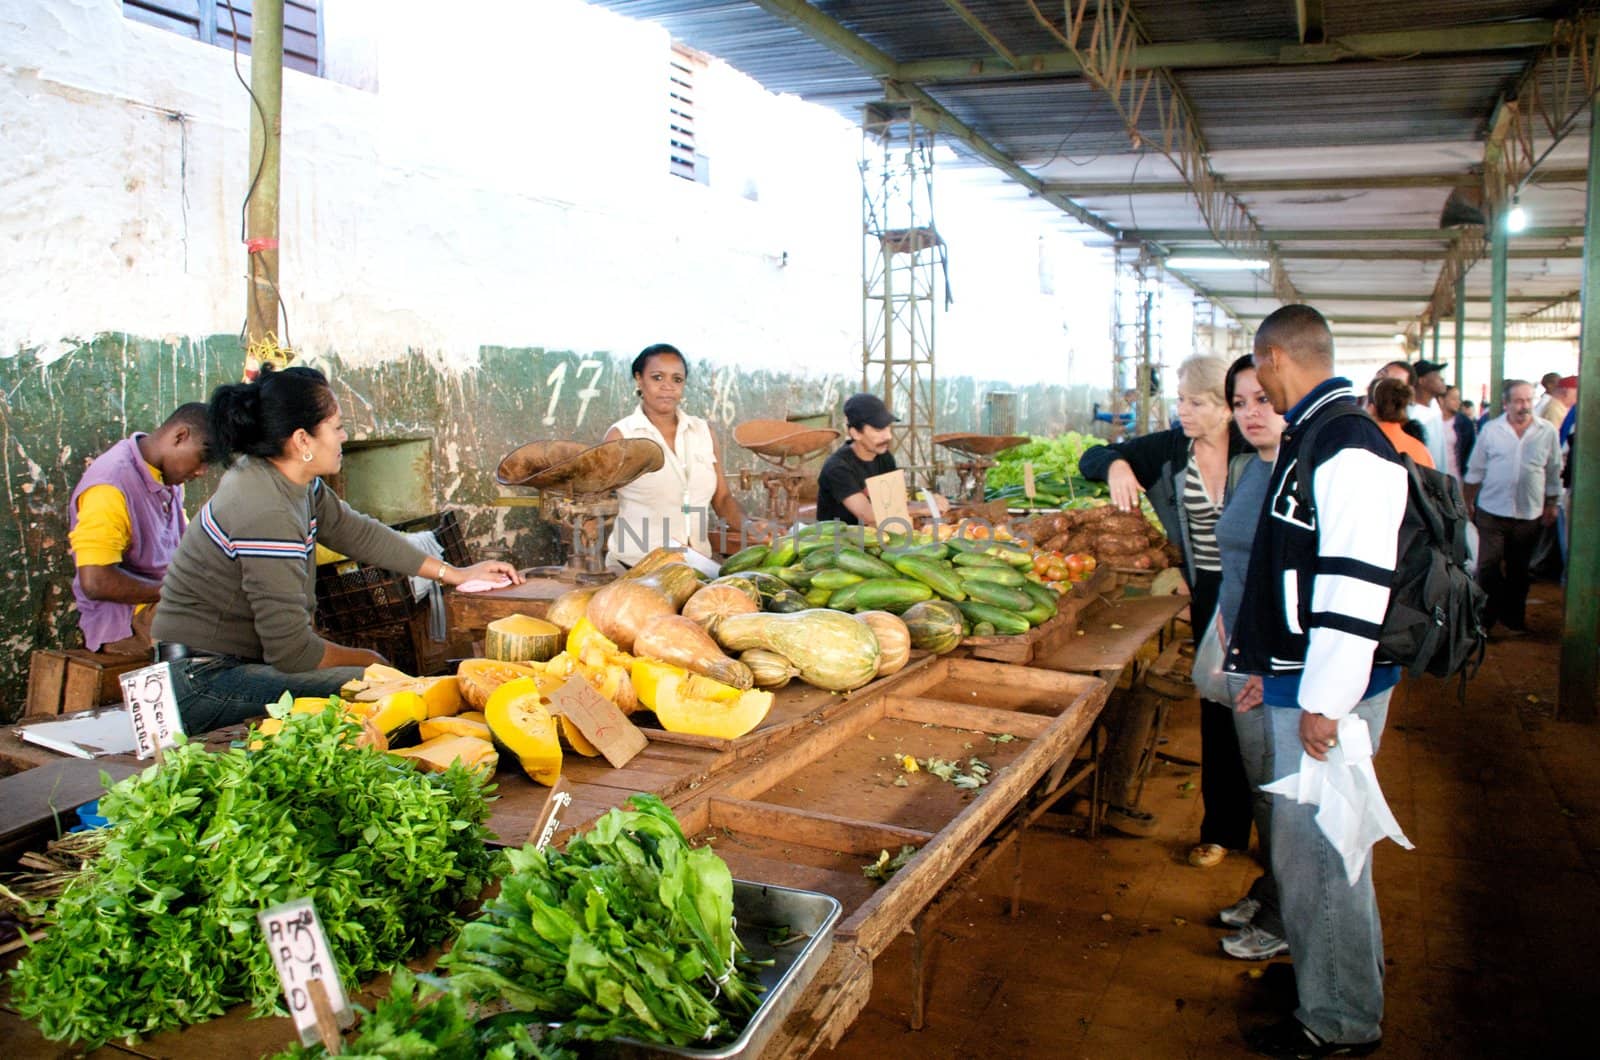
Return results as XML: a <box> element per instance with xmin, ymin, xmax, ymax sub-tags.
<box><xmin>1065</xmin><ymin>553</ymin><xmax>1088</xmax><ymax>575</ymax></box>
<box><xmin>1080</xmin><ymin>554</ymin><xmax>1098</xmax><ymax>573</ymax></box>
<box><xmin>1045</xmin><ymin>563</ymin><xmax>1069</xmax><ymax>582</ymax></box>
<box><xmin>1033</xmin><ymin>554</ymin><xmax>1054</xmax><ymax>574</ymax></box>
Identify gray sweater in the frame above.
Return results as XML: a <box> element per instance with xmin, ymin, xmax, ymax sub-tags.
<box><xmin>153</xmin><ymin>458</ymin><xmax>429</xmax><ymax>671</ymax></box>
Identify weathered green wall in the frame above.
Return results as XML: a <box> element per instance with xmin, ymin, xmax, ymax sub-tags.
<box><xmin>0</xmin><ymin>335</ymin><xmax>1098</xmax><ymax>720</ymax></box>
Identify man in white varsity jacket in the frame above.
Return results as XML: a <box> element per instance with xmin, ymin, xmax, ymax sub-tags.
<box><xmin>1228</xmin><ymin>305</ymin><xmax>1409</xmax><ymax>1059</ymax></box>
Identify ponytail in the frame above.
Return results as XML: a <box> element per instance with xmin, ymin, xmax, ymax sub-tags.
<box><xmin>207</xmin><ymin>365</ymin><xmax>336</xmax><ymax>464</ymax></box>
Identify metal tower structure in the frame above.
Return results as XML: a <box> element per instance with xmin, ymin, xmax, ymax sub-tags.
<box><xmin>1110</xmin><ymin>247</ymin><xmax>1166</xmax><ymax>437</ymax></box>
<box><xmin>861</xmin><ymin>100</ymin><xmax>942</xmax><ymax>485</ymax></box>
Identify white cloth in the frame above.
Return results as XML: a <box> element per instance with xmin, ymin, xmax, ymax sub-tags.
<box><xmin>1463</xmin><ymin>415</ymin><xmax>1563</xmax><ymax>520</ymax></box>
<box><xmin>606</xmin><ymin>406</ymin><xmax>718</xmax><ymax>566</ymax></box>
<box><xmin>1262</xmin><ymin>714</ymin><xmax>1414</xmax><ymax>885</ymax></box>
<box><xmin>1406</xmin><ymin>400</ymin><xmax>1447</xmax><ymax>470</ymax></box>
<box><xmin>405</xmin><ymin>530</ymin><xmax>448</xmax><ymax>641</ymax></box>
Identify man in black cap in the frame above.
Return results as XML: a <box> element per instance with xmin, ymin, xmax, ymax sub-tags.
<box><xmin>1410</xmin><ymin>359</ymin><xmax>1449</xmax><ymax>469</ymax></box>
<box><xmin>816</xmin><ymin>393</ymin><xmax>898</xmax><ymax>525</ymax></box>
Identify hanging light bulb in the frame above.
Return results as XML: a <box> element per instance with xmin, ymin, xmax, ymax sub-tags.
<box><xmin>1505</xmin><ymin>197</ymin><xmax>1528</xmax><ymax>234</ymax></box>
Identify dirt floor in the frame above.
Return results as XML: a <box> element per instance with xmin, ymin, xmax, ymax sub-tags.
<box><xmin>830</xmin><ymin>582</ymin><xmax>1600</xmax><ymax>1059</ymax></box>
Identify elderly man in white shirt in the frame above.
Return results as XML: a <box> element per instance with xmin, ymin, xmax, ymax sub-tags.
<box><xmin>1464</xmin><ymin>380</ymin><xmax>1563</xmax><ymax>634</ymax></box>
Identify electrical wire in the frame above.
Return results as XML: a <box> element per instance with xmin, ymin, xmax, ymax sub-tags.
<box><xmin>227</xmin><ymin>2</ymin><xmax>292</xmax><ymax>351</ymax></box>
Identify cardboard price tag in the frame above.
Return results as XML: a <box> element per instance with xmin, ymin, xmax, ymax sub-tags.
<box><xmin>259</xmin><ymin>898</ymin><xmax>353</xmax><ymax>1050</ymax></box>
<box><xmin>528</xmin><ymin>776</ymin><xmax>573</xmax><ymax>850</ymax></box>
<box><xmin>547</xmin><ymin>676</ymin><xmax>647</xmax><ymax>769</ymax></box>
<box><xmin>865</xmin><ymin>469</ymin><xmax>911</xmax><ymax>528</ymax></box>
<box><xmin>1023</xmin><ymin>461</ymin><xmax>1036</xmax><ymax>500</ymax></box>
<box><xmin>119</xmin><ymin>662</ymin><xmax>185</xmax><ymax>761</ymax></box>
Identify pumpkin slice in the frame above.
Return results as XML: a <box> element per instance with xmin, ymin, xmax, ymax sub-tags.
<box><xmin>393</xmin><ymin>734</ymin><xmax>498</xmax><ymax>779</ymax></box>
<box><xmin>483</xmin><ymin>676</ymin><xmax>563</xmax><ymax>785</ymax></box>
<box><xmin>457</xmin><ymin>658</ymin><xmax>538</xmax><ymax>711</ymax></box>
<box><xmin>486</xmin><ymin>614</ymin><xmax>563</xmax><ymax>663</ymax></box>
<box><xmin>567</xmin><ymin>616</ymin><xmax>622</xmax><ymax>660</ymax></box>
<box><xmin>420</xmin><ymin>715</ymin><xmax>492</xmax><ymax>742</ymax></box>
<box><xmin>556</xmin><ymin>715</ymin><xmax>601</xmax><ymax>757</ymax></box>
<box><xmin>630</xmin><ymin>659</ymin><xmax>773</xmax><ymax>740</ymax></box>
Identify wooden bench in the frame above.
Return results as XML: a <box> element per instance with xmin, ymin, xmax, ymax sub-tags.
<box><xmin>24</xmin><ymin>648</ymin><xmax>148</xmax><ymax>718</ymax></box>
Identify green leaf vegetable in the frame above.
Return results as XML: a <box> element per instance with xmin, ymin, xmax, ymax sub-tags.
<box><xmin>442</xmin><ymin>794</ymin><xmax>766</xmax><ymax>1049</ymax></box>
<box><xmin>862</xmin><ymin>845</ymin><xmax>919</xmax><ymax>883</ymax></box>
<box><xmin>984</xmin><ymin>432</ymin><xmax>1109</xmax><ymax>504</ymax></box>
<box><xmin>271</xmin><ymin>968</ymin><xmax>573</xmax><ymax>1060</ymax></box>
<box><xmin>8</xmin><ymin>709</ymin><xmax>499</xmax><ymax>1048</ymax></box>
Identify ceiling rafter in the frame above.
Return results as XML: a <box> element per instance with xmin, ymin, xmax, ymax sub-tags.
<box><xmin>1132</xmin><ymin>225</ymin><xmax>1583</xmax><ymax>243</ymax></box>
<box><xmin>939</xmin><ymin>0</ymin><xmax>1020</xmax><ymax>68</ymax></box>
<box><xmin>1043</xmin><ymin>168</ymin><xmax>1587</xmax><ymax>197</ymax></box>
<box><xmin>1024</xmin><ymin>0</ymin><xmax>1299</xmax><ymax>302</ymax></box>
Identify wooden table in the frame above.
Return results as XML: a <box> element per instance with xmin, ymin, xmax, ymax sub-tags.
<box><xmin>444</xmin><ymin>571</ymin><xmax>585</xmax><ymax>637</ymax></box>
<box><xmin>1033</xmin><ymin>591</ymin><xmax>1189</xmax><ymax>682</ymax></box>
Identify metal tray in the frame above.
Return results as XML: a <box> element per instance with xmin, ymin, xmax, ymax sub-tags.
<box><xmin>553</xmin><ymin>880</ymin><xmax>842</xmax><ymax>1059</ymax></box>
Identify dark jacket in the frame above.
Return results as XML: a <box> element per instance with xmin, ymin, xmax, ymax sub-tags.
<box><xmin>1078</xmin><ymin>424</ymin><xmax>1248</xmax><ymax>586</ymax></box>
<box><xmin>1225</xmin><ymin>379</ymin><xmax>1409</xmax><ymax>718</ymax></box>
<box><xmin>1451</xmin><ymin>411</ymin><xmax>1477</xmax><ymax>478</ymax></box>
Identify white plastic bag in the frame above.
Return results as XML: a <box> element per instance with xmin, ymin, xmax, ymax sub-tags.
<box><xmin>1191</xmin><ymin>606</ymin><xmax>1232</xmax><ymax>704</ymax></box>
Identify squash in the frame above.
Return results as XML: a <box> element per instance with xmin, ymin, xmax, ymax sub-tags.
<box><xmin>546</xmin><ymin>587</ymin><xmax>598</xmax><ymax>633</ymax></box>
<box><xmin>339</xmin><ymin>664</ymin><xmax>463</xmax><ymax>718</ymax></box>
<box><xmin>575</xmin><ymin>657</ymin><xmax>639</xmax><ymax>714</ymax></box>
<box><xmin>707</xmin><ymin>574</ymin><xmax>761</xmax><ymax>605</ymax></box>
<box><xmin>900</xmin><ymin>600</ymin><xmax>966</xmax><ymax>655</ymax></box>
<box><xmin>856</xmin><ymin>610</ymin><xmax>912</xmax><ymax>677</ymax></box>
<box><xmin>419</xmin><ymin>715</ymin><xmax>492</xmax><ymax>742</ymax></box>
<box><xmin>620</xmin><ymin>547</ymin><xmax>685</xmax><ymax>580</ymax></box>
<box><xmin>457</xmin><ymin>658</ymin><xmax>538</xmax><ymax>711</ymax></box>
<box><xmin>393</xmin><ymin>734</ymin><xmax>498</xmax><ymax>779</ymax></box>
<box><xmin>630</xmin><ymin>659</ymin><xmax>774</xmax><ymax>741</ymax></box>
<box><xmin>740</xmin><ymin>648</ymin><xmax>801</xmax><ymax>690</ymax></box>
<box><xmin>368</xmin><ymin>690</ymin><xmax>429</xmax><ymax>735</ymax></box>
<box><xmin>483</xmin><ymin>676</ymin><xmax>563</xmax><ymax>785</ymax></box>
<box><xmin>680</xmin><ymin>584</ymin><xmax>760</xmax><ymax>635</ymax></box>
<box><xmin>634</xmin><ymin>614</ymin><xmax>754</xmax><ymax>690</ymax></box>
<box><xmin>485</xmin><ymin>614</ymin><xmax>563</xmax><ymax>663</ymax></box>
<box><xmin>631</xmin><ymin>562</ymin><xmax>704</xmax><ymax>610</ymax></box>
<box><xmin>556</xmin><ymin>715</ymin><xmax>602</xmax><ymax>757</ymax></box>
<box><xmin>585</xmin><ymin>578</ymin><xmax>677</xmax><ymax>652</ymax></box>
<box><xmin>714</xmin><ymin>609</ymin><xmax>881</xmax><ymax>692</ymax></box>
<box><xmin>567</xmin><ymin>616</ymin><xmax>623</xmax><ymax>661</ymax></box>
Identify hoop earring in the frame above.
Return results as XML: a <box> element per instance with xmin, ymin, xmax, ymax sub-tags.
<box><xmin>301</xmin><ymin>450</ymin><xmax>314</xmax><ymax>463</ymax></box>
<box><xmin>635</xmin><ymin>389</ymin><xmax>642</xmax><ymax>397</ymax></box>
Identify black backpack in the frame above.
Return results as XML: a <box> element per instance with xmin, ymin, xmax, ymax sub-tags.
<box><xmin>1296</xmin><ymin>404</ymin><xmax>1488</xmax><ymax>685</ymax></box>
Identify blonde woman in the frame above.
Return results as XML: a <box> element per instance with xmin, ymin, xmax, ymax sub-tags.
<box><xmin>1079</xmin><ymin>355</ymin><xmax>1252</xmax><ymax>866</ymax></box>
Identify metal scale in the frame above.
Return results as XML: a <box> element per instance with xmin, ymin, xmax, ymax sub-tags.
<box><xmin>731</xmin><ymin>420</ymin><xmax>841</xmax><ymax>528</ymax></box>
<box><xmin>932</xmin><ymin>433</ymin><xmax>1028</xmax><ymax>504</ymax></box>
<box><xmin>495</xmin><ymin>438</ymin><xmax>665</xmax><ymax>582</ymax></box>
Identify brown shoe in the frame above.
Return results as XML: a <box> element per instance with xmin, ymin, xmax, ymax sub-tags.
<box><xmin>1188</xmin><ymin>842</ymin><xmax>1227</xmax><ymax>868</ymax></box>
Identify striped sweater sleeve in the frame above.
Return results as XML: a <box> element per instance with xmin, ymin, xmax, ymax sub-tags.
<box><xmin>1300</xmin><ymin>445</ymin><xmax>1408</xmax><ymax>718</ymax></box>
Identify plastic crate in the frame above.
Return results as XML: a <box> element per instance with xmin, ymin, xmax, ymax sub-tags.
<box><xmin>338</xmin><ymin>611</ymin><xmax>451</xmax><ymax>676</ymax></box>
<box><xmin>314</xmin><ymin>510</ymin><xmax>473</xmax><ymax>637</ymax></box>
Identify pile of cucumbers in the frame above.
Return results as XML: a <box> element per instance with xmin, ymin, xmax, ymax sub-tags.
<box><xmin>985</xmin><ymin>469</ymin><xmax>1085</xmax><ymax>509</ymax></box>
<box><xmin>719</xmin><ymin>521</ymin><xmax>1059</xmax><ymax>638</ymax></box>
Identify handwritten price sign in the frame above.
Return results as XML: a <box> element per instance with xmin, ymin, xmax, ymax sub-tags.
<box><xmin>259</xmin><ymin>898</ymin><xmax>353</xmax><ymax>1048</ymax></box>
<box><xmin>119</xmin><ymin>662</ymin><xmax>185</xmax><ymax>761</ymax></box>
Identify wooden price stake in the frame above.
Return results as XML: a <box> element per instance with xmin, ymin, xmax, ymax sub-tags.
<box><xmin>119</xmin><ymin>662</ymin><xmax>185</xmax><ymax>763</ymax></box>
<box><xmin>546</xmin><ymin>676</ymin><xmax>647</xmax><ymax>769</ymax></box>
<box><xmin>528</xmin><ymin>775</ymin><xmax>573</xmax><ymax>850</ymax></box>
<box><xmin>258</xmin><ymin>898</ymin><xmax>353</xmax><ymax>1052</ymax></box>
<box><xmin>1023</xmin><ymin>461</ymin><xmax>1036</xmax><ymax>500</ymax></box>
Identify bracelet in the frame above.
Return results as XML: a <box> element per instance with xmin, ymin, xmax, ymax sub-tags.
<box><xmin>434</xmin><ymin>563</ymin><xmax>454</xmax><ymax>583</ymax></box>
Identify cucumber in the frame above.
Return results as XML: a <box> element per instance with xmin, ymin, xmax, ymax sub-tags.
<box><xmin>951</xmin><ymin>551</ymin><xmax>1013</xmax><ymax>569</ymax></box>
<box><xmin>835</xmin><ymin>548</ymin><xmax>899</xmax><ymax>580</ymax></box>
<box><xmin>961</xmin><ymin>580</ymin><xmax>1034</xmax><ymax>611</ymax></box>
<box><xmin>1018</xmin><ymin>579</ymin><xmax>1060</xmax><ymax>615</ymax></box>
<box><xmin>824</xmin><ymin>580</ymin><xmax>866</xmax><ymax>612</ymax></box>
<box><xmin>804</xmin><ymin>586</ymin><xmax>835</xmax><ymax>608</ymax></box>
<box><xmin>884</xmin><ymin>542</ymin><xmax>951</xmax><ymax>562</ymax></box>
<box><xmin>796</xmin><ymin>520</ymin><xmax>844</xmax><ymax>538</ymax></box>
<box><xmin>972</xmin><ymin>621</ymin><xmax>997</xmax><ymax>637</ymax></box>
<box><xmin>771</xmin><ymin>565</ymin><xmax>816</xmax><ymax>588</ymax></box>
<box><xmin>848</xmin><ymin>578</ymin><xmax>934</xmax><ymax>613</ymax></box>
<box><xmin>810</xmin><ymin>568</ymin><xmax>864</xmax><ymax>592</ymax></box>
<box><xmin>797</xmin><ymin>537</ymin><xmax>842</xmax><ymax>559</ymax></box>
<box><xmin>1018</xmin><ymin>599</ymin><xmax>1056</xmax><ymax>626</ymax></box>
<box><xmin>802</xmin><ymin>544</ymin><xmax>844</xmax><ymax>570</ymax></box>
<box><xmin>766</xmin><ymin>535</ymin><xmax>800</xmax><ymax>568</ymax></box>
<box><xmin>956</xmin><ymin>565</ymin><xmax>1026</xmax><ymax>588</ymax></box>
<box><xmin>956</xmin><ymin>600</ymin><xmax>1031</xmax><ymax>636</ymax></box>
<box><xmin>890</xmin><ymin>556</ymin><xmax>967</xmax><ymax>602</ymax></box>
<box><xmin>720</xmin><ymin>544</ymin><xmax>769</xmax><ymax>574</ymax></box>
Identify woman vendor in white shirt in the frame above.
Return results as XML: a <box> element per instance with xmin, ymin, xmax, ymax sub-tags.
<box><xmin>603</xmin><ymin>343</ymin><xmax>746</xmax><ymax>568</ymax></box>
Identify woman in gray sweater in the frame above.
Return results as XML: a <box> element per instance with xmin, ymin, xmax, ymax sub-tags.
<box><xmin>153</xmin><ymin>366</ymin><xmax>519</xmax><ymax>733</ymax></box>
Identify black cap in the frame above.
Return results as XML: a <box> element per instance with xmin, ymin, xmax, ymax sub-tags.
<box><xmin>1414</xmin><ymin>359</ymin><xmax>1448</xmax><ymax>377</ymax></box>
<box><xmin>844</xmin><ymin>393</ymin><xmax>899</xmax><ymax>430</ymax></box>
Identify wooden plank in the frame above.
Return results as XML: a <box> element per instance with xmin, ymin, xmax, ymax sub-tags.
<box><xmin>957</xmin><ymin>566</ymin><xmax>1113</xmax><ymax>664</ymax></box>
<box><xmin>24</xmin><ymin>650</ymin><xmax>67</xmax><ymax>717</ymax></box>
<box><xmin>763</xmin><ymin>945</ymin><xmax>875</xmax><ymax>1060</ymax></box>
<box><xmin>945</xmin><ymin>657</ymin><xmax>1105</xmax><ymax>698</ymax></box>
<box><xmin>1032</xmin><ymin>593</ymin><xmax>1188</xmax><ymax>677</ymax></box>
<box><xmin>882</xmin><ymin>695</ymin><xmax>1053</xmax><ymax>739</ymax></box>
<box><xmin>708</xmin><ymin>796</ymin><xmax>935</xmax><ymax>855</ymax></box>
<box><xmin>445</xmin><ymin>574</ymin><xmax>575</xmax><ymax>635</ymax></box>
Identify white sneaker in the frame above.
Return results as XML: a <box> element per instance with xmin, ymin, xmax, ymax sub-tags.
<box><xmin>1220</xmin><ymin>924</ymin><xmax>1290</xmax><ymax>960</ymax></box>
<box><xmin>1218</xmin><ymin>896</ymin><xmax>1261</xmax><ymax>929</ymax></box>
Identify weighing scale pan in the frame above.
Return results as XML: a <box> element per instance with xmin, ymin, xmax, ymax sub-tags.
<box><xmin>496</xmin><ymin>437</ymin><xmax>665</xmax><ymax>492</ymax></box>
<box><xmin>933</xmin><ymin>432</ymin><xmax>1030</xmax><ymax>457</ymax></box>
<box><xmin>733</xmin><ymin>420</ymin><xmax>840</xmax><ymax>461</ymax></box>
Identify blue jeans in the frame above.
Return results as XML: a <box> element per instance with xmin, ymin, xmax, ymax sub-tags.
<box><xmin>170</xmin><ymin>655</ymin><xmax>366</xmax><ymax>734</ymax></box>
<box><xmin>1227</xmin><ymin>673</ymin><xmax>1281</xmax><ymax>937</ymax></box>
<box><xmin>1268</xmin><ymin>688</ymin><xmax>1392</xmax><ymax>1045</ymax></box>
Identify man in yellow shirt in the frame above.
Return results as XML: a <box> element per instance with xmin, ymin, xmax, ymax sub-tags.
<box><xmin>68</xmin><ymin>405</ymin><xmax>214</xmax><ymax>653</ymax></box>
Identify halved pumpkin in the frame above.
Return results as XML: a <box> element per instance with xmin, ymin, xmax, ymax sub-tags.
<box><xmin>567</xmin><ymin>616</ymin><xmax>622</xmax><ymax>660</ymax></box>
<box><xmin>486</xmin><ymin>614</ymin><xmax>563</xmax><ymax>663</ymax></box>
<box><xmin>457</xmin><ymin>659</ymin><xmax>538</xmax><ymax>711</ymax></box>
<box><xmin>419</xmin><ymin>715</ymin><xmax>492</xmax><ymax>742</ymax></box>
<box><xmin>483</xmin><ymin>676</ymin><xmax>563</xmax><ymax>785</ymax></box>
<box><xmin>629</xmin><ymin>659</ymin><xmax>773</xmax><ymax>740</ymax></box>
<box><xmin>393</xmin><ymin>734</ymin><xmax>498</xmax><ymax>779</ymax></box>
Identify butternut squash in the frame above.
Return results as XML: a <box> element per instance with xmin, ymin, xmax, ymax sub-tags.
<box><xmin>634</xmin><ymin>614</ymin><xmax>754</xmax><ymax>690</ymax></box>
<box><xmin>714</xmin><ymin>609</ymin><xmax>881</xmax><ymax>692</ymax></box>
<box><xmin>483</xmin><ymin>676</ymin><xmax>563</xmax><ymax>785</ymax></box>
<box><xmin>585</xmin><ymin>578</ymin><xmax>676</xmax><ymax>652</ymax></box>
<box><xmin>740</xmin><ymin>648</ymin><xmax>801</xmax><ymax>690</ymax></box>
<box><xmin>631</xmin><ymin>562</ymin><xmax>704</xmax><ymax>610</ymax></box>
<box><xmin>485</xmin><ymin>614</ymin><xmax>563</xmax><ymax>663</ymax></box>
<box><xmin>546</xmin><ymin>586</ymin><xmax>598</xmax><ymax>632</ymax></box>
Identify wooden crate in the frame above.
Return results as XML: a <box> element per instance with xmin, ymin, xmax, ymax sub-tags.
<box><xmin>24</xmin><ymin>648</ymin><xmax>148</xmax><ymax>717</ymax></box>
<box><xmin>957</xmin><ymin>564</ymin><xmax>1114</xmax><ymax>664</ymax></box>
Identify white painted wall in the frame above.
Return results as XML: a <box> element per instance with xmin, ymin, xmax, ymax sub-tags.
<box><xmin>0</xmin><ymin>0</ymin><xmax>1122</xmax><ymax>393</ymax></box>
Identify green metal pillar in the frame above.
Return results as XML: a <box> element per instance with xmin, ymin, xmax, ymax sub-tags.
<box><xmin>1490</xmin><ymin>217</ymin><xmax>1508</xmax><ymax>412</ymax></box>
<box><xmin>1454</xmin><ymin>270</ymin><xmax>1467</xmax><ymax>395</ymax></box>
<box><xmin>1431</xmin><ymin>315</ymin><xmax>1441</xmax><ymax>363</ymax></box>
<box><xmin>1559</xmin><ymin>104</ymin><xmax>1600</xmax><ymax>722</ymax></box>
<box><xmin>244</xmin><ymin>0</ymin><xmax>285</xmax><ymax>366</ymax></box>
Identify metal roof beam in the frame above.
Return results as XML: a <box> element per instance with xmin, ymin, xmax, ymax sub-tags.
<box><xmin>1169</xmin><ymin>246</ymin><xmax>1580</xmax><ymax>261</ymax></box>
<box><xmin>939</xmin><ymin>0</ymin><xmax>1020</xmax><ymax>68</ymax></box>
<box><xmin>1044</xmin><ymin>169</ymin><xmax>1588</xmax><ymax>196</ymax></box>
<box><xmin>1133</xmin><ymin>225</ymin><xmax>1584</xmax><ymax>242</ymax></box>
<box><xmin>896</xmin><ymin>22</ymin><xmax>1556</xmax><ymax>83</ymax></box>
<box><xmin>1200</xmin><ymin>289</ymin><xmax>1557</xmax><ymax>303</ymax></box>
<box><xmin>745</xmin><ymin>0</ymin><xmax>1120</xmax><ymax>238</ymax></box>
